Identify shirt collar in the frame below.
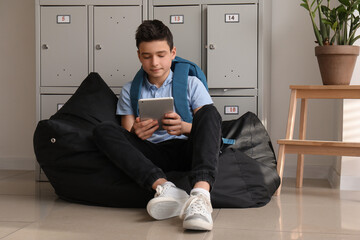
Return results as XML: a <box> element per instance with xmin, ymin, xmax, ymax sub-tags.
<box><xmin>144</xmin><ymin>70</ymin><xmax>173</xmax><ymax>90</ymax></box>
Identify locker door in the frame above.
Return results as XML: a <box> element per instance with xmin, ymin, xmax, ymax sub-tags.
<box><xmin>94</xmin><ymin>6</ymin><xmax>142</xmax><ymax>87</ymax></box>
<box><xmin>207</xmin><ymin>5</ymin><xmax>257</xmax><ymax>88</ymax></box>
<box><xmin>153</xmin><ymin>5</ymin><xmax>201</xmax><ymax>67</ymax></box>
<box><xmin>41</xmin><ymin>95</ymin><xmax>71</xmax><ymax>120</ymax></box>
<box><xmin>40</xmin><ymin>6</ymin><xmax>88</xmax><ymax>86</ymax></box>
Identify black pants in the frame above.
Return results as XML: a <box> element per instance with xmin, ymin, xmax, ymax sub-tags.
<box><xmin>93</xmin><ymin>104</ymin><xmax>222</xmax><ymax>190</ymax></box>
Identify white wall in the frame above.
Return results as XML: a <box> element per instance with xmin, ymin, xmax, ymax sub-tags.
<box><xmin>341</xmin><ymin>63</ymin><xmax>360</xmax><ymax>190</ymax></box>
<box><xmin>0</xmin><ymin>0</ymin><xmax>36</xmax><ymax>170</ymax></box>
<box><xmin>270</xmin><ymin>0</ymin><xmax>341</xmax><ymax>181</ymax></box>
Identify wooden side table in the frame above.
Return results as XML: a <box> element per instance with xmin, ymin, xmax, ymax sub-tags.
<box><xmin>275</xmin><ymin>85</ymin><xmax>360</xmax><ymax>195</ymax></box>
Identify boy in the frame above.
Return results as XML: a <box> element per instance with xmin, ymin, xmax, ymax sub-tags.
<box><xmin>94</xmin><ymin>20</ymin><xmax>222</xmax><ymax>231</ymax></box>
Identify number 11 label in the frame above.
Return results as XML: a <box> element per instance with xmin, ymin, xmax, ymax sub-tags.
<box><xmin>225</xmin><ymin>14</ymin><xmax>239</xmax><ymax>23</ymax></box>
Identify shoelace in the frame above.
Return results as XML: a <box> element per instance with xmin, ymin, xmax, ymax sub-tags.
<box><xmin>154</xmin><ymin>183</ymin><xmax>172</xmax><ymax>198</ymax></box>
<box><xmin>180</xmin><ymin>193</ymin><xmax>213</xmax><ymax>219</ymax></box>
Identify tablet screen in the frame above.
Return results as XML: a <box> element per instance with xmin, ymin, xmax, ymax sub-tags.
<box><xmin>138</xmin><ymin>97</ymin><xmax>174</xmax><ymax>129</ymax></box>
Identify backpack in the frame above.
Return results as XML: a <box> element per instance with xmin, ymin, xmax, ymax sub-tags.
<box><xmin>130</xmin><ymin>56</ymin><xmax>208</xmax><ymax>123</ymax></box>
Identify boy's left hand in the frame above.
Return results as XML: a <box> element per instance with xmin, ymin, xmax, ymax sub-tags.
<box><xmin>162</xmin><ymin>112</ymin><xmax>191</xmax><ymax>136</ymax></box>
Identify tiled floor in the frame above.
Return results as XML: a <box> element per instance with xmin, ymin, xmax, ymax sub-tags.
<box><xmin>0</xmin><ymin>170</ymin><xmax>360</xmax><ymax>240</ymax></box>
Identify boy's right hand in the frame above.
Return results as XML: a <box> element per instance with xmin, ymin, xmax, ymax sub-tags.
<box><xmin>132</xmin><ymin>117</ymin><xmax>159</xmax><ymax>140</ymax></box>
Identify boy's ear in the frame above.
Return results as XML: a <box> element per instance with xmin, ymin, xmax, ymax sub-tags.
<box><xmin>171</xmin><ymin>46</ymin><xmax>176</xmax><ymax>60</ymax></box>
<box><xmin>137</xmin><ymin>50</ymin><xmax>140</xmax><ymax>60</ymax></box>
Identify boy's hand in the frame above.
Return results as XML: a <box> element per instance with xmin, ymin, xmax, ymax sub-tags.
<box><xmin>132</xmin><ymin>117</ymin><xmax>159</xmax><ymax>140</ymax></box>
<box><xmin>162</xmin><ymin>112</ymin><xmax>191</xmax><ymax>136</ymax></box>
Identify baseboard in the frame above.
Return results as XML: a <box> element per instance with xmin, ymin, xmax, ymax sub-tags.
<box><xmin>340</xmin><ymin>175</ymin><xmax>360</xmax><ymax>191</ymax></box>
<box><xmin>283</xmin><ymin>165</ymin><xmax>331</xmax><ymax>179</ymax></box>
<box><xmin>328</xmin><ymin>166</ymin><xmax>340</xmax><ymax>188</ymax></box>
<box><xmin>0</xmin><ymin>157</ymin><xmax>35</xmax><ymax>170</ymax></box>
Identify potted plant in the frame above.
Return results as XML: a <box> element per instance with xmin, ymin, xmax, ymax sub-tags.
<box><xmin>301</xmin><ymin>0</ymin><xmax>360</xmax><ymax>85</ymax></box>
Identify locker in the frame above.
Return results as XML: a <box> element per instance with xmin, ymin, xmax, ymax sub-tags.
<box><xmin>40</xmin><ymin>6</ymin><xmax>88</xmax><ymax>87</ymax></box>
<box><xmin>41</xmin><ymin>94</ymin><xmax>72</xmax><ymax>120</ymax></box>
<box><xmin>212</xmin><ymin>96</ymin><xmax>257</xmax><ymax>121</ymax></box>
<box><xmin>153</xmin><ymin>5</ymin><xmax>201</xmax><ymax>66</ymax></box>
<box><xmin>207</xmin><ymin>4</ymin><xmax>258</xmax><ymax>88</ymax></box>
<box><xmin>94</xmin><ymin>6</ymin><xmax>142</xmax><ymax>87</ymax></box>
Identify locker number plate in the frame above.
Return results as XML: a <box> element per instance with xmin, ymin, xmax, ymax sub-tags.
<box><xmin>225</xmin><ymin>14</ymin><xmax>239</xmax><ymax>23</ymax></box>
<box><xmin>57</xmin><ymin>15</ymin><xmax>71</xmax><ymax>24</ymax></box>
<box><xmin>170</xmin><ymin>15</ymin><xmax>184</xmax><ymax>24</ymax></box>
<box><xmin>224</xmin><ymin>106</ymin><xmax>239</xmax><ymax>115</ymax></box>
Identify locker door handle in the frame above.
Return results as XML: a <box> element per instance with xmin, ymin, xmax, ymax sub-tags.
<box><xmin>42</xmin><ymin>44</ymin><xmax>49</xmax><ymax>50</ymax></box>
<box><xmin>96</xmin><ymin>44</ymin><xmax>102</xmax><ymax>50</ymax></box>
<box><xmin>209</xmin><ymin>44</ymin><xmax>216</xmax><ymax>50</ymax></box>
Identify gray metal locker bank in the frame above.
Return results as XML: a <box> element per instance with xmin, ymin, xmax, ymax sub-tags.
<box><xmin>35</xmin><ymin>0</ymin><xmax>272</xmax><ymax>180</ymax></box>
<box><xmin>150</xmin><ymin>0</ymin><xmax>271</xmax><ymax>123</ymax></box>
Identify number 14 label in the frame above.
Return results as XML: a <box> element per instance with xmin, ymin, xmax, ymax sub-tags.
<box><xmin>225</xmin><ymin>14</ymin><xmax>239</xmax><ymax>23</ymax></box>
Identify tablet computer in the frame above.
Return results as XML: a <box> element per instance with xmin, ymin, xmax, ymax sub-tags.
<box><xmin>138</xmin><ymin>97</ymin><xmax>174</xmax><ymax>129</ymax></box>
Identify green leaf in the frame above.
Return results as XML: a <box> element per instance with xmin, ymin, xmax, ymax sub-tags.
<box><xmin>339</xmin><ymin>0</ymin><xmax>351</xmax><ymax>7</ymax></box>
<box><xmin>349</xmin><ymin>35</ymin><xmax>360</xmax><ymax>45</ymax></box>
<box><xmin>301</xmin><ymin>3</ymin><xmax>309</xmax><ymax>10</ymax></box>
<box><xmin>322</xmin><ymin>19</ymin><xmax>332</xmax><ymax>25</ymax></box>
<box><xmin>332</xmin><ymin>21</ymin><xmax>338</xmax><ymax>30</ymax></box>
<box><xmin>321</xmin><ymin>6</ymin><xmax>330</xmax><ymax>18</ymax></box>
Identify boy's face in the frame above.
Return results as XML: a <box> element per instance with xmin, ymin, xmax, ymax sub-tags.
<box><xmin>137</xmin><ymin>40</ymin><xmax>176</xmax><ymax>84</ymax></box>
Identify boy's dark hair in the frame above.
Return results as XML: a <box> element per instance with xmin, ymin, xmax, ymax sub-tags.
<box><xmin>135</xmin><ymin>20</ymin><xmax>174</xmax><ymax>50</ymax></box>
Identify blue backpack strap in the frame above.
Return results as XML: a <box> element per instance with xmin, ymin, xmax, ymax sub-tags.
<box><xmin>173</xmin><ymin>56</ymin><xmax>208</xmax><ymax>90</ymax></box>
<box><xmin>172</xmin><ymin>59</ymin><xmax>191</xmax><ymax>123</ymax></box>
<box><xmin>129</xmin><ymin>68</ymin><xmax>145</xmax><ymax>117</ymax></box>
<box><xmin>172</xmin><ymin>56</ymin><xmax>208</xmax><ymax>123</ymax></box>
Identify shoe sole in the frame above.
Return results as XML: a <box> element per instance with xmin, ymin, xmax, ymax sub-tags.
<box><xmin>183</xmin><ymin>219</ymin><xmax>213</xmax><ymax>231</ymax></box>
<box><xmin>147</xmin><ymin>197</ymin><xmax>184</xmax><ymax>220</ymax></box>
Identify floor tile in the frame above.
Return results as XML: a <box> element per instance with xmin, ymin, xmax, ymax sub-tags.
<box><xmin>215</xmin><ymin>183</ymin><xmax>360</xmax><ymax>235</ymax></box>
<box><xmin>0</xmin><ymin>195</ymin><xmax>68</xmax><ymax>222</ymax></box>
<box><xmin>1</xmin><ymin>170</ymin><xmax>360</xmax><ymax>240</ymax></box>
<box><xmin>210</xmin><ymin>228</ymin><xmax>360</xmax><ymax>240</ymax></box>
<box><xmin>0</xmin><ymin>170</ymin><xmax>28</xmax><ymax>180</ymax></box>
<box><xmin>0</xmin><ymin>222</ymin><xmax>30</xmax><ymax>239</ymax></box>
<box><xmin>0</xmin><ymin>205</ymin><xmax>213</xmax><ymax>240</ymax></box>
<box><xmin>0</xmin><ymin>171</ymin><xmax>37</xmax><ymax>195</ymax></box>
<box><xmin>0</xmin><ymin>171</ymin><xmax>55</xmax><ymax>197</ymax></box>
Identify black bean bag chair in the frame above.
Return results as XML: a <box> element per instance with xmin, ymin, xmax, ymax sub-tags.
<box><xmin>33</xmin><ymin>72</ymin><xmax>280</xmax><ymax>208</ymax></box>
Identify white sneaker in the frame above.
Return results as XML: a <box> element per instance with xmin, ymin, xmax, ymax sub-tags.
<box><xmin>181</xmin><ymin>192</ymin><xmax>213</xmax><ymax>231</ymax></box>
<box><xmin>147</xmin><ymin>182</ymin><xmax>189</xmax><ymax>220</ymax></box>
